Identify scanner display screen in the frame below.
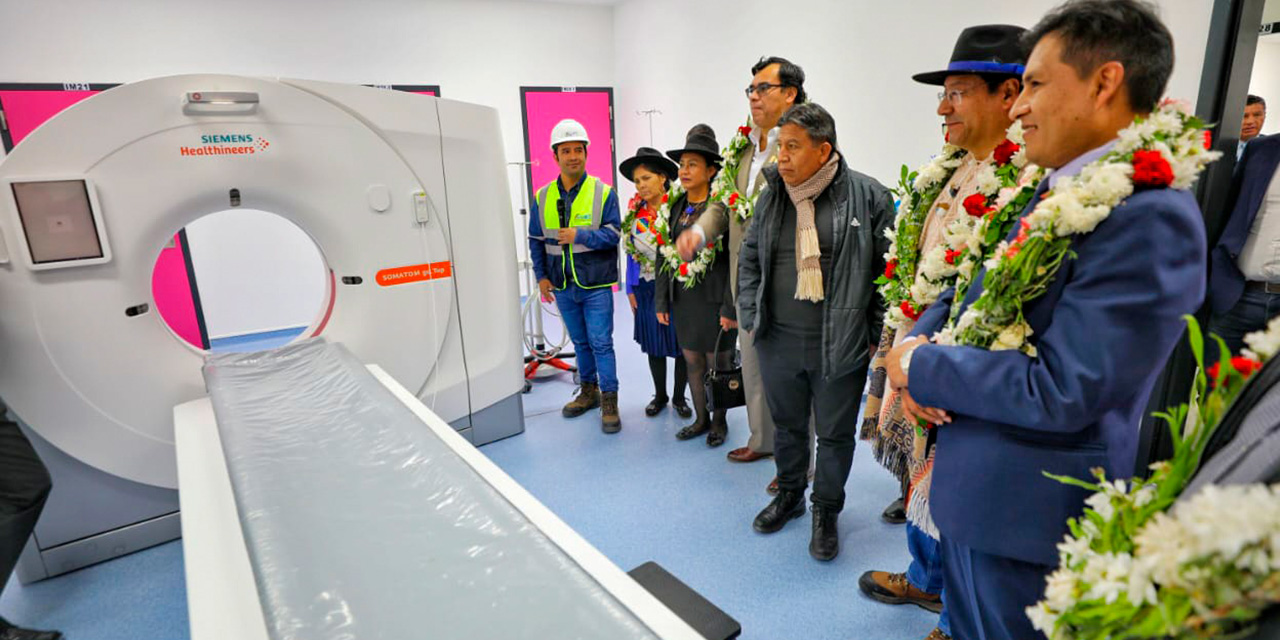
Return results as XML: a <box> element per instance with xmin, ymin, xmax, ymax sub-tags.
<box><xmin>11</xmin><ymin>180</ymin><xmax>104</xmax><ymax>264</ymax></box>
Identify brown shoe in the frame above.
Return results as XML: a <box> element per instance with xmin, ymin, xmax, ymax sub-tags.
<box><xmin>924</xmin><ymin>628</ymin><xmax>951</xmax><ymax>640</ymax></box>
<box><xmin>601</xmin><ymin>392</ymin><xmax>621</xmax><ymax>434</ymax></box>
<box><xmin>562</xmin><ymin>383</ymin><xmax>600</xmax><ymax>418</ymax></box>
<box><xmin>857</xmin><ymin>570</ymin><xmax>943</xmax><ymax>613</ymax></box>
<box><xmin>727</xmin><ymin>447</ymin><xmax>773</xmax><ymax>463</ymax></box>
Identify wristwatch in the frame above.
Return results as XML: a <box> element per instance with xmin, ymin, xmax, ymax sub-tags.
<box><xmin>900</xmin><ymin>341</ymin><xmax>925</xmax><ymax>378</ymax></box>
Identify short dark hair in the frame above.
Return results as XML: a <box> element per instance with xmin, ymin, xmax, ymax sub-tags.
<box><xmin>982</xmin><ymin>74</ymin><xmax>1023</xmax><ymax>94</ymax></box>
<box><xmin>778</xmin><ymin>103</ymin><xmax>837</xmax><ymax>150</ymax></box>
<box><xmin>752</xmin><ymin>56</ymin><xmax>807</xmax><ymax>105</ymax></box>
<box><xmin>1247</xmin><ymin>94</ymin><xmax>1267</xmax><ymax>111</ymax></box>
<box><xmin>1023</xmin><ymin>0</ymin><xmax>1173</xmax><ymax>113</ymax></box>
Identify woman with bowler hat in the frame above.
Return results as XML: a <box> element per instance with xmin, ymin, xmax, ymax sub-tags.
<box><xmin>655</xmin><ymin>125</ymin><xmax>736</xmax><ymax>447</ymax></box>
<box><xmin>619</xmin><ymin>147</ymin><xmax>691</xmax><ymax>419</ymax></box>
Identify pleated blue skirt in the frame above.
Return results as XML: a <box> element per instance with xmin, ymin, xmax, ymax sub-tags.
<box><xmin>632</xmin><ymin>278</ymin><xmax>682</xmax><ymax>358</ymax></box>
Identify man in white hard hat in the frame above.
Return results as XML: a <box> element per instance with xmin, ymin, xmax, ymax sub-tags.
<box><xmin>529</xmin><ymin>119</ymin><xmax>625</xmax><ymax>432</ymax></box>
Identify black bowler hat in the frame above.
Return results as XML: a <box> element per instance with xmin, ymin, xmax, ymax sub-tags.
<box><xmin>912</xmin><ymin>24</ymin><xmax>1028</xmax><ymax>86</ymax></box>
<box><xmin>666</xmin><ymin>124</ymin><xmax>723</xmax><ymax>166</ymax></box>
<box><xmin>620</xmin><ymin>147</ymin><xmax>679</xmax><ymax>182</ymax></box>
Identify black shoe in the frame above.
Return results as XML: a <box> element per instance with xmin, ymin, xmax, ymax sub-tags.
<box><xmin>644</xmin><ymin>395</ymin><xmax>668</xmax><ymax>417</ymax></box>
<box><xmin>672</xmin><ymin>398</ymin><xmax>693</xmax><ymax>419</ymax></box>
<box><xmin>752</xmin><ymin>489</ymin><xmax>805</xmax><ymax>534</ymax></box>
<box><xmin>810</xmin><ymin>505</ymin><xmax>840</xmax><ymax>561</ymax></box>
<box><xmin>881</xmin><ymin>497</ymin><xmax>907</xmax><ymax>524</ymax></box>
<box><xmin>676</xmin><ymin>420</ymin><xmax>709</xmax><ymax>440</ymax></box>
<box><xmin>0</xmin><ymin>618</ymin><xmax>62</xmax><ymax>640</ymax></box>
<box><xmin>706</xmin><ymin>421</ymin><xmax>727</xmax><ymax>447</ymax></box>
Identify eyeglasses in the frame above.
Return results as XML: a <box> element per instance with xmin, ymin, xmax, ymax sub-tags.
<box><xmin>936</xmin><ymin>89</ymin><xmax>972</xmax><ymax>106</ymax></box>
<box><xmin>745</xmin><ymin>82</ymin><xmax>784</xmax><ymax>97</ymax></box>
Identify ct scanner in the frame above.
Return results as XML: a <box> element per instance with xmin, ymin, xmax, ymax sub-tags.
<box><xmin>0</xmin><ymin>75</ymin><xmax>527</xmax><ymax>581</ymax></box>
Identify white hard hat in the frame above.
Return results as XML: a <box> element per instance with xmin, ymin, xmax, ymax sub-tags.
<box><xmin>549</xmin><ymin>118</ymin><xmax>590</xmax><ymax>151</ymax></box>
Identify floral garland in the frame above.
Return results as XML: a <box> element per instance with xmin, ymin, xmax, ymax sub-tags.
<box><xmin>651</xmin><ymin>183</ymin><xmax>723</xmax><ymax>288</ymax></box>
<box><xmin>711</xmin><ymin>119</ymin><xmax>759</xmax><ymax>222</ymax></box>
<box><xmin>879</xmin><ymin>122</ymin><xmax>1040</xmax><ymax>330</ymax></box>
<box><xmin>1026</xmin><ymin>315</ymin><xmax>1280</xmax><ymax>640</ymax></box>
<box><xmin>877</xmin><ymin>143</ymin><xmax>967</xmax><ymax>329</ymax></box>
<box><xmin>620</xmin><ymin>193</ymin><xmax>658</xmax><ymax>274</ymax></box>
<box><xmin>934</xmin><ymin>100</ymin><xmax>1221</xmax><ymax>356</ymax></box>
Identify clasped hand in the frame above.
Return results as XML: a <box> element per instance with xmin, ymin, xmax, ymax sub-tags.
<box><xmin>886</xmin><ymin>336</ymin><xmax>951</xmax><ymax>427</ymax></box>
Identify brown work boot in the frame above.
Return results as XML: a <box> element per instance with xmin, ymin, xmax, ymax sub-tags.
<box><xmin>601</xmin><ymin>392</ymin><xmax>621</xmax><ymax>433</ymax></box>
<box><xmin>562</xmin><ymin>383</ymin><xmax>600</xmax><ymax>418</ymax></box>
<box><xmin>857</xmin><ymin>570</ymin><xmax>943</xmax><ymax>613</ymax></box>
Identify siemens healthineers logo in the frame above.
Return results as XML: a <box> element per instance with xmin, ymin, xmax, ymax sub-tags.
<box><xmin>180</xmin><ymin>134</ymin><xmax>272</xmax><ymax>157</ymax></box>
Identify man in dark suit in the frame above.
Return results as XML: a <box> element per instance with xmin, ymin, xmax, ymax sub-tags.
<box><xmin>0</xmin><ymin>413</ymin><xmax>62</xmax><ymax>640</ymax></box>
<box><xmin>885</xmin><ymin>1</ymin><xmax>1208</xmax><ymax>638</ymax></box>
<box><xmin>1209</xmin><ymin>133</ymin><xmax>1280</xmax><ymax>356</ymax></box>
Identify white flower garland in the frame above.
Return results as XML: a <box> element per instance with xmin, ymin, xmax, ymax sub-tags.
<box><xmin>651</xmin><ymin>184</ymin><xmax>723</xmax><ymax>287</ymax></box>
<box><xmin>712</xmin><ymin>119</ymin><xmax>762</xmax><ymax>222</ymax></box>
<box><xmin>881</xmin><ymin>120</ymin><xmax>1035</xmax><ymax>331</ymax></box>
<box><xmin>1027</xmin><ymin>313</ymin><xmax>1278</xmax><ymax>640</ymax></box>
<box><xmin>1243</xmin><ymin>314</ymin><xmax>1280</xmax><ymax>362</ymax></box>
<box><xmin>879</xmin><ymin>144</ymin><xmax>967</xmax><ymax>329</ymax></box>
<box><xmin>937</xmin><ymin>100</ymin><xmax>1222</xmax><ymax>356</ymax></box>
<box><xmin>620</xmin><ymin>193</ymin><xmax>658</xmax><ymax>275</ymax></box>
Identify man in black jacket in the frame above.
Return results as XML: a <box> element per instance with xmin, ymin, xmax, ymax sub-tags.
<box><xmin>0</xmin><ymin>411</ymin><xmax>62</xmax><ymax>640</ymax></box>
<box><xmin>738</xmin><ymin>103</ymin><xmax>893</xmax><ymax>560</ymax></box>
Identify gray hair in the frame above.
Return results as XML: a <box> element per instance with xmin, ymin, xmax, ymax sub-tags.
<box><xmin>777</xmin><ymin>103</ymin><xmax>837</xmax><ymax>150</ymax></box>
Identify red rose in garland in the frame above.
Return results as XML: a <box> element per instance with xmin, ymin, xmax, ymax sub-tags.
<box><xmin>963</xmin><ymin>193</ymin><xmax>991</xmax><ymax>217</ymax></box>
<box><xmin>1208</xmin><ymin>357</ymin><xmax>1263</xmax><ymax>385</ymax></box>
<box><xmin>738</xmin><ymin>126</ymin><xmax>752</xmax><ymax>137</ymax></box>
<box><xmin>885</xmin><ymin>260</ymin><xmax>897</xmax><ymax>279</ymax></box>
<box><xmin>679</xmin><ymin>263</ymin><xmax>689</xmax><ymax>277</ymax></box>
<box><xmin>944</xmin><ymin>248</ymin><xmax>963</xmax><ymax>265</ymax></box>
<box><xmin>1131</xmin><ymin>149</ymin><xmax>1175</xmax><ymax>189</ymax></box>
<box><xmin>993</xmin><ymin>139</ymin><xmax>1020</xmax><ymax>166</ymax></box>
<box><xmin>1203</xmin><ymin>130</ymin><xmax>1213</xmax><ymax>151</ymax></box>
<box><xmin>729</xmin><ymin>192</ymin><xmax>739</xmax><ymax>206</ymax></box>
<box><xmin>654</xmin><ymin>233</ymin><xmax>665</xmax><ymax>246</ymax></box>
<box><xmin>900</xmin><ymin>301</ymin><xmax>922</xmax><ymax>321</ymax></box>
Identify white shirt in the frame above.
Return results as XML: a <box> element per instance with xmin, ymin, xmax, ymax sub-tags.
<box><xmin>747</xmin><ymin>126</ymin><xmax>780</xmax><ymax>195</ymax></box>
<box><xmin>1236</xmin><ymin>163</ymin><xmax>1280</xmax><ymax>282</ymax></box>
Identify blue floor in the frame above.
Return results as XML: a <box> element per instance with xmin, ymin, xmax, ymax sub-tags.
<box><xmin>1</xmin><ymin>292</ymin><xmax>939</xmax><ymax>640</ymax></box>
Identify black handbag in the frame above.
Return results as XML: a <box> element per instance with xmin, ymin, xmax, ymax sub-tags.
<box><xmin>706</xmin><ymin>327</ymin><xmax>746</xmax><ymax>411</ymax></box>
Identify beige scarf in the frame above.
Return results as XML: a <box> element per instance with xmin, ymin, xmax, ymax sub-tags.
<box><xmin>783</xmin><ymin>152</ymin><xmax>840</xmax><ymax>301</ymax></box>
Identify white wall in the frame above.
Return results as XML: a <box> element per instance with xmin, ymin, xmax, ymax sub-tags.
<box><xmin>0</xmin><ymin>0</ymin><xmax>616</xmax><ymax>272</ymax></box>
<box><xmin>612</xmin><ymin>0</ymin><xmax>1214</xmax><ymax>202</ymax></box>
<box><xmin>1250</xmin><ymin>38</ymin><xmax>1280</xmax><ymax>136</ymax></box>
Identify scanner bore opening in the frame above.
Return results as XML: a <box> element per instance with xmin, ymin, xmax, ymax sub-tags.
<box><xmin>150</xmin><ymin>209</ymin><xmax>333</xmax><ymax>352</ymax></box>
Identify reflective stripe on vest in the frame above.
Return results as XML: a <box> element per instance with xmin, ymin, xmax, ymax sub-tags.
<box><xmin>537</xmin><ymin>176</ymin><xmax>610</xmax><ymax>256</ymax></box>
<box><xmin>536</xmin><ymin>175</ymin><xmax>615</xmax><ymax>290</ymax></box>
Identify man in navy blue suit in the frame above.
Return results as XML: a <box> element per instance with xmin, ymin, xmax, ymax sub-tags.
<box><xmin>1209</xmin><ymin>131</ymin><xmax>1280</xmax><ymax>356</ymax></box>
<box><xmin>885</xmin><ymin>1</ymin><xmax>1207</xmax><ymax>638</ymax></box>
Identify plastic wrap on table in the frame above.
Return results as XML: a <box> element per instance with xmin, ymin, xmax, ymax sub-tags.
<box><xmin>203</xmin><ymin>338</ymin><xmax>660</xmax><ymax>640</ymax></box>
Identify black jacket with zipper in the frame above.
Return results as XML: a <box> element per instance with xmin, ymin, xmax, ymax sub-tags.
<box><xmin>737</xmin><ymin>158</ymin><xmax>894</xmax><ymax>379</ymax></box>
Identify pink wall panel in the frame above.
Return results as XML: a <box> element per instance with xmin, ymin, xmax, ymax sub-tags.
<box><xmin>0</xmin><ymin>90</ymin><xmax>102</xmax><ymax>148</ymax></box>
<box><xmin>151</xmin><ymin>235</ymin><xmax>204</xmax><ymax>348</ymax></box>
<box><xmin>524</xmin><ymin>90</ymin><xmax>615</xmax><ymax>194</ymax></box>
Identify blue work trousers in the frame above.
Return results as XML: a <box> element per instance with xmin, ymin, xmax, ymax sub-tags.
<box><xmin>905</xmin><ymin>521</ymin><xmax>950</xmax><ymax>636</ymax></box>
<box><xmin>555</xmin><ymin>286</ymin><xmax>618</xmax><ymax>393</ymax></box>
